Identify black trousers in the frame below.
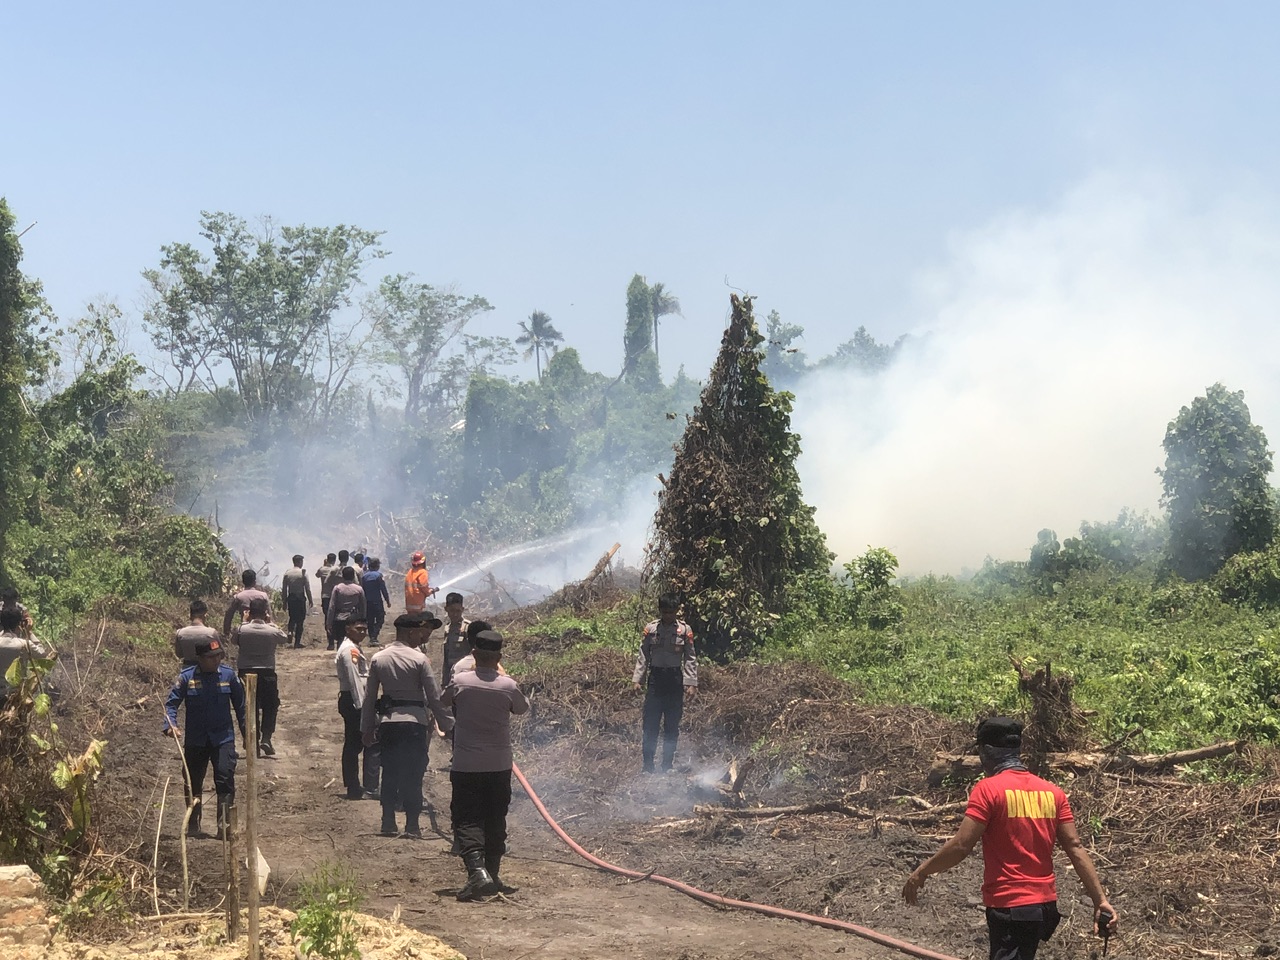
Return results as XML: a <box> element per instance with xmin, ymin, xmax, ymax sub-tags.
<box><xmin>379</xmin><ymin>722</ymin><xmax>427</xmax><ymax>828</ymax></box>
<box><xmin>183</xmin><ymin>740</ymin><xmax>238</xmax><ymax>803</ymax></box>
<box><xmin>286</xmin><ymin>595</ymin><xmax>308</xmax><ymax>645</ymax></box>
<box><xmin>367</xmin><ymin>608</ymin><xmax>386</xmax><ymax>644</ymax></box>
<box><xmin>642</xmin><ymin>668</ymin><xmax>684</xmax><ymax>768</ymax></box>
<box><xmin>238</xmin><ymin>668</ymin><xmax>279</xmax><ymax>741</ymax></box>
<box><xmin>986</xmin><ymin>902</ymin><xmax>1060</xmax><ymax>960</ymax></box>
<box><xmin>450</xmin><ymin>769</ymin><xmax>512</xmax><ymax>861</ymax></box>
<box><xmin>321</xmin><ymin>596</ymin><xmax>330</xmax><ymax>620</ymax></box>
<box><xmin>338</xmin><ymin>692</ymin><xmax>380</xmax><ymax>794</ymax></box>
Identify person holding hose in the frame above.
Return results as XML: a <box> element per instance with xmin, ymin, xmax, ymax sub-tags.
<box><xmin>902</xmin><ymin>716</ymin><xmax>1118</xmax><ymax>960</ymax></box>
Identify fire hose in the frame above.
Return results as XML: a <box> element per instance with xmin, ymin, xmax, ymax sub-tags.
<box><xmin>511</xmin><ymin>762</ymin><xmax>964</xmax><ymax>960</ymax></box>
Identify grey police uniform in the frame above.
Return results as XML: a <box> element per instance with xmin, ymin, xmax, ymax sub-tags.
<box><xmin>633</xmin><ymin>619</ymin><xmax>697</xmax><ymax>772</ymax></box>
<box><xmin>230</xmin><ymin>619</ymin><xmax>288</xmax><ymax>752</ymax></box>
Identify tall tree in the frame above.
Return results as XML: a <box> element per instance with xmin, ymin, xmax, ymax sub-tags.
<box><xmin>648</xmin><ymin>281</ymin><xmax>681</xmax><ymax>374</ymax></box>
<box><xmin>761</xmin><ymin>309</ymin><xmax>808</xmax><ymax>387</ymax></box>
<box><xmin>623</xmin><ymin>274</ymin><xmax>656</xmax><ymax>386</ymax></box>
<box><xmin>1159</xmin><ymin>383</ymin><xmax>1276</xmax><ymax>580</ymax></box>
<box><xmin>366</xmin><ymin>275</ymin><xmax>495</xmax><ymax>419</ymax></box>
<box><xmin>0</xmin><ymin>201</ymin><xmax>57</xmax><ymax>574</ymax></box>
<box><xmin>142</xmin><ymin>212</ymin><xmax>384</xmax><ymax>422</ymax></box>
<box><xmin>646</xmin><ymin>294</ymin><xmax>832</xmax><ymax>660</ymax></box>
<box><xmin>515</xmin><ymin>310</ymin><xmax>564</xmax><ymax>378</ymax></box>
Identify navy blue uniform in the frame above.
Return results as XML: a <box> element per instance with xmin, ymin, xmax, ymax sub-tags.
<box><xmin>165</xmin><ymin>664</ymin><xmax>247</xmax><ymax>805</ymax></box>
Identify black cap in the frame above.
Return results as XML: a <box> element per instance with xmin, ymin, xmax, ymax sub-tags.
<box><xmin>195</xmin><ymin>639</ymin><xmax>223</xmax><ymax>657</ymax></box>
<box><xmin>975</xmin><ymin>716</ymin><xmax>1023</xmax><ymax>748</ymax></box>
<box><xmin>394</xmin><ymin>611</ymin><xmax>443</xmax><ymax>630</ymax></box>
<box><xmin>473</xmin><ymin>629</ymin><xmax>503</xmax><ymax>652</ymax></box>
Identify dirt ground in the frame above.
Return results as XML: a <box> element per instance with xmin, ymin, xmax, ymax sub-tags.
<box><xmin>47</xmin><ymin>602</ymin><xmax>1280</xmax><ymax>959</ymax></box>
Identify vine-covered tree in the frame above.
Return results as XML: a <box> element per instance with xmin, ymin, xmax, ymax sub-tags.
<box><xmin>648</xmin><ymin>281</ymin><xmax>681</xmax><ymax>374</ymax></box>
<box><xmin>623</xmin><ymin>274</ymin><xmax>657</xmax><ymax>387</ymax></box>
<box><xmin>143</xmin><ymin>212</ymin><xmax>384</xmax><ymax>422</ymax></box>
<box><xmin>1159</xmin><ymin>383</ymin><xmax>1276</xmax><ymax>580</ymax></box>
<box><xmin>515</xmin><ymin>310</ymin><xmax>564</xmax><ymax>378</ymax></box>
<box><xmin>646</xmin><ymin>294</ymin><xmax>832</xmax><ymax>659</ymax></box>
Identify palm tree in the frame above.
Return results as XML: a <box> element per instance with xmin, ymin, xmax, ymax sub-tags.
<box><xmin>516</xmin><ymin>310</ymin><xmax>564</xmax><ymax>378</ymax></box>
<box><xmin>649</xmin><ymin>282</ymin><xmax>682</xmax><ymax>372</ymax></box>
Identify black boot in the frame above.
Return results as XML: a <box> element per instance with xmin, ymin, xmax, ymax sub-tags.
<box><xmin>186</xmin><ymin>800</ymin><xmax>202</xmax><ymax>838</ymax></box>
<box><xmin>216</xmin><ymin>796</ymin><xmax>233</xmax><ymax>841</ymax></box>
<box><xmin>457</xmin><ymin>851</ymin><xmax>496</xmax><ymax>901</ymax></box>
<box><xmin>485</xmin><ymin>853</ymin><xmax>517</xmax><ymax>894</ymax></box>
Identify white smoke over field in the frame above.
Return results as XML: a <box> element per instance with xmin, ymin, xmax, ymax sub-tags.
<box><xmin>795</xmin><ymin>174</ymin><xmax>1280</xmax><ymax>575</ymax></box>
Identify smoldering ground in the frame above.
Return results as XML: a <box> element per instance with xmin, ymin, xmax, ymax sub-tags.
<box><xmin>793</xmin><ymin>173</ymin><xmax>1280</xmax><ymax>574</ymax></box>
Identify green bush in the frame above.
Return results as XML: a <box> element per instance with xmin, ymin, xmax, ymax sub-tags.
<box><xmin>291</xmin><ymin>863</ymin><xmax>364</xmax><ymax>960</ymax></box>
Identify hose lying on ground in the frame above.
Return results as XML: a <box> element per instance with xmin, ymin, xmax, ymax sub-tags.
<box><xmin>511</xmin><ymin>762</ymin><xmax>964</xmax><ymax>960</ymax></box>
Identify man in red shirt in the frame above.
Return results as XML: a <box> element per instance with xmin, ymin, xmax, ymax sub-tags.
<box><xmin>902</xmin><ymin>717</ymin><xmax>1117</xmax><ymax>959</ymax></box>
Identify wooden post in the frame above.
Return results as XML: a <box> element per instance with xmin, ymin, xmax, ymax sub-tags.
<box><xmin>226</xmin><ymin>802</ymin><xmax>240</xmax><ymax>940</ymax></box>
<box><xmin>244</xmin><ymin>673</ymin><xmax>260</xmax><ymax>960</ymax></box>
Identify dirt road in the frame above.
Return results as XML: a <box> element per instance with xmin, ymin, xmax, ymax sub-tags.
<box><xmin>234</xmin><ymin>618</ymin><xmax>896</xmax><ymax>960</ymax></box>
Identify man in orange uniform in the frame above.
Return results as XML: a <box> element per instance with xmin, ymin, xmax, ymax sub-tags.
<box><xmin>403</xmin><ymin>551</ymin><xmax>436</xmax><ymax>614</ymax></box>
<box><xmin>902</xmin><ymin>717</ymin><xmax>1117</xmax><ymax>959</ymax></box>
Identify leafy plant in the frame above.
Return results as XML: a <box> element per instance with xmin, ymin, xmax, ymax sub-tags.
<box><xmin>291</xmin><ymin>863</ymin><xmax>364</xmax><ymax>960</ymax></box>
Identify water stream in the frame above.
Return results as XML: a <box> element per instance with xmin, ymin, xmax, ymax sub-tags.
<box><xmin>432</xmin><ymin>525</ymin><xmax>608</xmax><ymax>592</ymax></box>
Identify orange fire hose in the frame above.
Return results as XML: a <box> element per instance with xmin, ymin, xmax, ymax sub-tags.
<box><xmin>511</xmin><ymin>762</ymin><xmax>964</xmax><ymax>960</ymax></box>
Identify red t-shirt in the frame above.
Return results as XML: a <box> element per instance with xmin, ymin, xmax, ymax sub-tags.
<box><xmin>965</xmin><ymin>768</ymin><xmax>1073</xmax><ymax>907</ymax></box>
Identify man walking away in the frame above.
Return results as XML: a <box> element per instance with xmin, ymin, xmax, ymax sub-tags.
<box><xmin>361</xmin><ymin>611</ymin><xmax>452</xmax><ymax>838</ymax></box>
<box><xmin>316</xmin><ymin>553</ymin><xmax>339</xmax><ymax>621</ymax></box>
<box><xmin>361</xmin><ymin>558</ymin><xmax>392</xmax><ymax>646</ymax></box>
<box><xmin>229</xmin><ymin>597</ymin><xmax>288</xmax><ymax>757</ymax></box>
<box><xmin>443</xmin><ymin>629</ymin><xmax>528</xmax><ymax>900</ymax></box>
<box><xmin>281</xmin><ymin>555</ymin><xmax>313</xmax><ymax>649</ymax></box>
<box><xmin>335</xmin><ymin>618</ymin><xmax>380</xmax><ymax>800</ymax></box>
<box><xmin>163</xmin><ymin>639</ymin><xmax>246</xmax><ymax>839</ymax></box>
<box><xmin>440</xmin><ymin>592</ymin><xmax>471</xmax><ymax>687</ymax></box>
<box><xmin>222</xmin><ymin>569</ymin><xmax>271</xmax><ymax>636</ymax></box>
<box><xmin>326</xmin><ymin>567</ymin><xmax>367</xmax><ymax>651</ymax></box>
<box><xmin>632</xmin><ymin>594</ymin><xmax>697</xmax><ymax>773</ymax></box>
<box><xmin>403</xmin><ymin>551</ymin><xmax>436</xmax><ymax>614</ymax></box>
<box><xmin>903</xmin><ymin>716</ymin><xmax>1118</xmax><ymax>959</ymax></box>
<box><xmin>173</xmin><ymin>600</ymin><xmax>219</xmax><ymax>667</ymax></box>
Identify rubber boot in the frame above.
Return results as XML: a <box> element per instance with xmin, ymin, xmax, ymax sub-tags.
<box><xmin>216</xmin><ymin>796</ymin><xmax>233</xmax><ymax>841</ymax></box>
<box><xmin>485</xmin><ymin>853</ymin><xmax>517</xmax><ymax>894</ymax></box>
<box><xmin>457</xmin><ymin>851</ymin><xmax>496</xmax><ymax>901</ymax></box>
<box><xmin>186</xmin><ymin>800</ymin><xmax>202</xmax><ymax>838</ymax></box>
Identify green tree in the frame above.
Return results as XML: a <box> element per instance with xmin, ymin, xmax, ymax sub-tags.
<box><xmin>646</xmin><ymin>294</ymin><xmax>832</xmax><ymax>659</ymax></box>
<box><xmin>623</xmin><ymin>275</ymin><xmax>656</xmax><ymax>386</ymax></box>
<box><xmin>761</xmin><ymin>309</ymin><xmax>808</xmax><ymax>387</ymax></box>
<box><xmin>143</xmin><ymin>212</ymin><xmax>384</xmax><ymax>423</ymax></box>
<box><xmin>818</xmin><ymin>326</ymin><xmax>904</xmax><ymax>372</ymax></box>
<box><xmin>648</xmin><ymin>281</ymin><xmax>681</xmax><ymax>374</ymax></box>
<box><xmin>365</xmin><ymin>275</ymin><xmax>495</xmax><ymax>419</ymax></box>
<box><xmin>0</xmin><ymin>201</ymin><xmax>58</xmax><ymax>575</ymax></box>
<box><xmin>1159</xmin><ymin>383</ymin><xmax>1276</xmax><ymax>580</ymax></box>
<box><xmin>515</xmin><ymin>310</ymin><xmax>564</xmax><ymax>379</ymax></box>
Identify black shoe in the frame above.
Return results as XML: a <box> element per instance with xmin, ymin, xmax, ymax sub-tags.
<box><xmin>457</xmin><ymin>868</ymin><xmax>496</xmax><ymax>901</ymax></box>
<box><xmin>347</xmin><ymin>789</ymin><xmax>365</xmax><ymax>800</ymax></box>
<box><xmin>401</xmin><ymin>829</ymin><xmax>422</xmax><ymax>840</ymax></box>
<box><xmin>642</xmin><ymin>761</ymin><xmax>655</xmax><ymax>774</ymax></box>
<box><xmin>260</xmin><ymin>740</ymin><xmax>275</xmax><ymax>757</ymax></box>
<box><xmin>380</xmin><ymin>819</ymin><xmax>398</xmax><ymax>837</ymax></box>
<box><xmin>364</xmin><ymin>790</ymin><xmax>380</xmax><ymax>801</ymax></box>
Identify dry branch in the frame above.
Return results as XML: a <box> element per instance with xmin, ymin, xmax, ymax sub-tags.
<box><xmin>928</xmin><ymin>740</ymin><xmax>1243</xmax><ymax>786</ymax></box>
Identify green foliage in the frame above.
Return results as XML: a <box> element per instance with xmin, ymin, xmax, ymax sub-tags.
<box><xmin>515</xmin><ymin>310</ymin><xmax>564</xmax><ymax>379</ymax></box>
<box><xmin>840</xmin><ymin>547</ymin><xmax>905</xmax><ymax>629</ymax></box>
<box><xmin>1214</xmin><ymin>541</ymin><xmax>1280</xmax><ymax>608</ymax></box>
<box><xmin>761</xmin><ymin>309</ymin><xmax>807</xmax><ymax>388</ymax></box>
<box><xmin>290</xmin><ymin>863</ymin><xmax>364</xmax><ymax>960</ymax></box>
<box><xmin>623</xmin><ymin>274</ymin><xmax>656</xmax><ymax>387</ymax></box>
<box><xmin>1160</xmin><ymin>383</ymin><xmax>1276</xmax><ymax>580</ymax></box>
<box><xmin>647</xmin><ymin>294</ymin><xmax>832</xmax><ymax>660</ymax></box>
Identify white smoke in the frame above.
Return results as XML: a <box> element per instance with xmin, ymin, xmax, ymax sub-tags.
<box><xmin>794</xmin><ymin>173</ymin><xmax>1280</xmax><ymax>574</ymax></box>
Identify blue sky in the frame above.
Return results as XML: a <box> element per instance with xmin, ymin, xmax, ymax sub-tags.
<box><xmin>7</xmin><ymin>2</ymin><xmax>1275</xmax><ymax>379</ymax></box>
<box><xmin>9</xmin><ymin>3</ymin><xmax>1280</xmax><ymax>569</ymax></box>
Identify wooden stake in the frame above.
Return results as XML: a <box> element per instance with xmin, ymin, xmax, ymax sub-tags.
<box><xmin>244</xmin><ymin>673</ymin><xmax>260</xmax><ymax>960</ymax></box>
<box><xmin>227</xmin><ymin>803</ymin><xmax>240</xmax><ymax>941</ymax></box>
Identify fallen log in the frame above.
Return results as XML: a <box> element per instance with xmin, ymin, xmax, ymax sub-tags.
<box><xmin>927</xmin><ymin>740</ymin><xmax>1243</xmax><ymax>787</ymax></box>
<box><xmin>693</xmin><ymin>799</ymin><xmax>967</xmax><ymax>823</ymax></box>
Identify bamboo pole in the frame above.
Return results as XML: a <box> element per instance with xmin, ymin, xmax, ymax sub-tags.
<box><xmin>227</xmin><ymin>803</ymin><xmax>240</xmax><ymax>941</ymax></box>
<box><xmin>244</xmin><ymin>673</ymin><xmax>260</xmax><ymax>960</ymax></box>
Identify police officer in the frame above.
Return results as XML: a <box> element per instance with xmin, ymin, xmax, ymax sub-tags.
<box><xmin>229</xmin><ymin>596</ymin><xmax>288</xmax><ymax>757</ymax></box>
<box><xmin>439</xmin><ymin>592</ymin><xmax>472</xmax><ymax>686</ymax></box>
<box><xmin>361</xmin><ymin>611</ymin><xmax>453</xmax><ymax>838</ymax></box>
<box><xmin>163</xmin><ymin>639</ymin><xmax>246</xmax><ymax>839</ymax></box>
<box><xmin>315</xmin><ymin>553</ymin><xmax>339</xmax><ymax>623</ymax></box>
<box><xmin>335</xmin><ymin>618</ymin><xmax>380</xmax><ymax>800</ymax></box>
<box><xmin>443</xmin><ymin>629</ymin><xmax>529</xmax><ymax>900</ymax></box>
<box><xmin>327</xmin><ymin>566</ymin><xmax>367</xmax><ymax>651</ymax></box>
<box><xmin>903</xmin><ymin>717</ymin><xmax>1118</xmax><ymax>959</ymax></box>
<box><xmin>632</xmin><ymin>594</ymin><xmax>697</xmax><ymax>773</ymax></box>
<box><xmin>0</xmin><ymin>607</ymin><xmax>50</xmax><ymax>702</ymax></box>
<box><xmin>281</xmin><ymin>554</ymin><xmax>313</xmax><ymax>649</ymax></box>
<box><xmin>222</xmin><ymin>569</ymin><xmax>272</xmax><ymax>636</ymax></box>
<box><xmin>173</xmin><ymin>600</ymin><xmax>219</xmax><ymax>667</ymax></box>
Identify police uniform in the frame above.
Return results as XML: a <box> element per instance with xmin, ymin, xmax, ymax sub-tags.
<box><xmin>230</xmin><ymin>618</ymin><xmax>288</xmax><ymax>755</ymax></box>
<box><xmin>163</xmin><ymin>642</ymin><xmax>246</xmax><ymax>837</ymax></box>
<box><xmin>281</xmin><ymin>565</ymin><xmax>313</xmax><ymax>648</ymax></box>
<box><xmin>336</xmin><ymin>632</ymin><xmax>380</xmax><ymax>799</ymax></box>
<box><xmin>632</xmin><ymin>617</ymin><xmax>697</xmax><ymax>772</ymax></box>
<box><xmin>442</xmin><ymin>630</ymin><xmax>529</xmax><ymax>899</ymax></box>
<box><xmin>360</xmin><ymin>614</ymin><xmax>454</xmax><ymax>836</ymax></box>
<box><xmin>441</xmin><ymin>616</ymin><xmax>472</xmax><ymax>686</ymax></box>
<box><xmin>173</xmin><ymin>623</ymin><xmax>219</xmax><ymax>667</ymax></box>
